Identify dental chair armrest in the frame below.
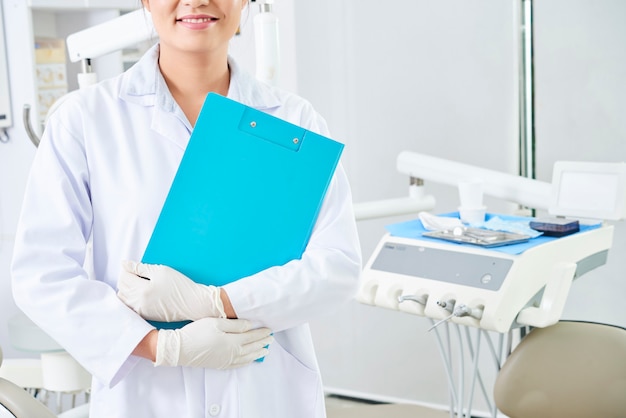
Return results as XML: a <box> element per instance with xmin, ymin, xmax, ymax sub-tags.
<box><xmin>516</xmin><ymin>261</ymin><xmax>576</xmax><ymax>328</ymax></box>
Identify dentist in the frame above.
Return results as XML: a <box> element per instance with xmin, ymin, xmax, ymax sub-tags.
<box><xmin>11</xmin><ymin>0</ymin><xmax>361</xmax><ymax>417</ymax></box>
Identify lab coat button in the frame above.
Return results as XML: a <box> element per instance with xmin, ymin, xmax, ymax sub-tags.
<box><xmin>209</xmin><ymin>404</ymin><xmax>221</xmax><ymax>416</ymax></box>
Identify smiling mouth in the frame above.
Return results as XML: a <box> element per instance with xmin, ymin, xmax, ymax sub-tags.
<box><xmin>178</xmin><ymin>17</ymin><xmax>218</xmax><ymax>23</ymax></box>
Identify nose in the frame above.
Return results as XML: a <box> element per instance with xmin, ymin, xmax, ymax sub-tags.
<box><xmin>183</xmin><ymin>0</ymin><xmax>210</xmax><ymax>6</ymax></box>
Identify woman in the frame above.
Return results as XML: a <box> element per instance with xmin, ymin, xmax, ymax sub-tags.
<box><xmin>11</xmin><ymin>0</ymin><xmax>361</xmax><ymax>417</ymax></box>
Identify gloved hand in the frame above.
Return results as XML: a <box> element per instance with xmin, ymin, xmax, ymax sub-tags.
<box><xmin>155</xmin><ymin>318</ymin><xmax>273</xmax><ymax>369</ymax></box>
<box><xmin>117</xmin><ymin>260</ymin><xmax>226</xmax><ymax>322</ymax></box>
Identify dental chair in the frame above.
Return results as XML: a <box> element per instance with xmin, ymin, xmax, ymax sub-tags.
<box><xmin>494</xmin><ymin>321</ymin><xmax>626</xmax><ymax>418</ymax></box>
<box><xmin>0</xmin><ymin>345</ymin><xmax>56</xmax><ymax>418</ymax></box>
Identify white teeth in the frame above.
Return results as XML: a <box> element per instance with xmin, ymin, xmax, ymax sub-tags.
<box><xmin>181</xmin><ymin>18</ymin><xmax>212</xmax><ymax>23</ymax></box>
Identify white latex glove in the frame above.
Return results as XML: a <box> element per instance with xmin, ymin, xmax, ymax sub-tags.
<box><xmin>117</xmin><ymin>260</ymin><xmax>226</xmax><ymax>322</ymax></box>
<box><xmin>155</xmin><ymin>318</ymin><xmax>273</xmax><ymax>369</ymax></box>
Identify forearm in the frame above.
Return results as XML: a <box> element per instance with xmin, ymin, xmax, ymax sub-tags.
<box><xmin>132</xmin><ymin>329</ymin><xmax>158</xmax><ymax>362</ymax></box>
<box><xmin>220</xmin><ymin>288</ymin><xmax>237</xmax><ymax>319</ymax></box>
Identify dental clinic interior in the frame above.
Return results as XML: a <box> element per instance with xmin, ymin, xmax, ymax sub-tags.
<box><xmin>0</xmin><ymin>0</ymin><xmax>625</xmax><ymax>417</ymax></box>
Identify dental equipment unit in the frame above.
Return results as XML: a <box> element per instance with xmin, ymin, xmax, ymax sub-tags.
<box><xmin>352</xmin><ymin>152</ymin><xmax>625</xmax><ymax>417</ymax></box>
<box><xmin>356</xmin><ymin>153</ymin><xmax>626</xmax><ymax>333</ymax></box>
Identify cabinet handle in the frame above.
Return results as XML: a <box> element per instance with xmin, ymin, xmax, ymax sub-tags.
<box><xmin>23</xmin><ymin>104</ymin><xmax>40</xmax><ymax>147</ymax></box>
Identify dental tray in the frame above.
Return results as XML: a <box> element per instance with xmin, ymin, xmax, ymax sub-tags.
<box><xmin>422</xmin><ymin>227</ymin><xmax>531</xmax><ymax>248</ymax></box>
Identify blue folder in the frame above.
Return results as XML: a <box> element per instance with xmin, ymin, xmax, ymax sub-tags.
<box><xmin>142</xmin><ymin>93</ymin><xmax>344</xmax><ymax>329</ymax></box>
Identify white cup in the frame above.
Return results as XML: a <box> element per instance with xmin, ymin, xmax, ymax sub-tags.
<box><xmin>458</xmin><ymin>180</ymin><xmax>484</xmax><ymax>209</ymax></box>
<box><xmin>459</xmin><ymin>205</ymin><xmax>487</xmax><ymax>224</ymax></box>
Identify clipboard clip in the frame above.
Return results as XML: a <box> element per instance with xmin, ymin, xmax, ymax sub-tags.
<box><xmin>239</xmin><ymin>108</ymin><xmax>305</xmax><ymax>152</ymax></box>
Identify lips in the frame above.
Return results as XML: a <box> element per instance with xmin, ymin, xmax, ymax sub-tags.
<box><xmin>176</xmin><ymin>14</ymin><xmax>219</xmax><ymax>30</ymax></box>
<box><xmin>177</xmin><ymin>15</ymin><xmax>218</xmax><ymax>23</ymax></box>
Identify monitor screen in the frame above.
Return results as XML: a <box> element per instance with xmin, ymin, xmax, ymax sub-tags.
<box><xmin>549</xmin><ymin>162</ymin><xmax>626</xmax><ymax>220</ymax></box>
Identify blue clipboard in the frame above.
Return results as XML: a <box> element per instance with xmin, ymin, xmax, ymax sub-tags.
<box><xmin>142</xmin><ymin>93</ymin><xmax>344</xmax><ymax>329</ymax></box>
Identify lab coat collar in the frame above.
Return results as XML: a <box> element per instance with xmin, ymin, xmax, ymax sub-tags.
<box><xmin>119</xmin><ymin>43</ymin><xmax>282</xmax><ymax>111</ymax></box>
<box><xmin>119</xmin><ymin>44</ymin><xmax>160</xmax><ymax>107</ymax></box>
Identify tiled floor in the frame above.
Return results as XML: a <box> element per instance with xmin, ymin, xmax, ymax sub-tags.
<box><xmin>325</xmin><ymin>395</ymin><xmax>450</xmax><ymax>418</ymax></box>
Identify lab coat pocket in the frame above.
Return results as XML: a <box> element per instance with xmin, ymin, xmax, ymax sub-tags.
<box><xmin>238</xmin><ymin>339</ymin><xmax>322</xmax><ymax>417</ymax></box>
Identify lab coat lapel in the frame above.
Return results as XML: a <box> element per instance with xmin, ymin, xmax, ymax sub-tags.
<box><xmin>119</xmin><ymin>44</ymin><xmax>191</xmax><ymax>150</ymax></box>
<box><xmin>150</xmin><ymin>105</ymin><xmax>191</xmax><ymax>151</ymax></box>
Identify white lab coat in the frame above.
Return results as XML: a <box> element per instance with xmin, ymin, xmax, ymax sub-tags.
<box><xmin>11</xmin><ymin>45</ymin><xmax>361</xmax><ymax>418</ymax></box>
